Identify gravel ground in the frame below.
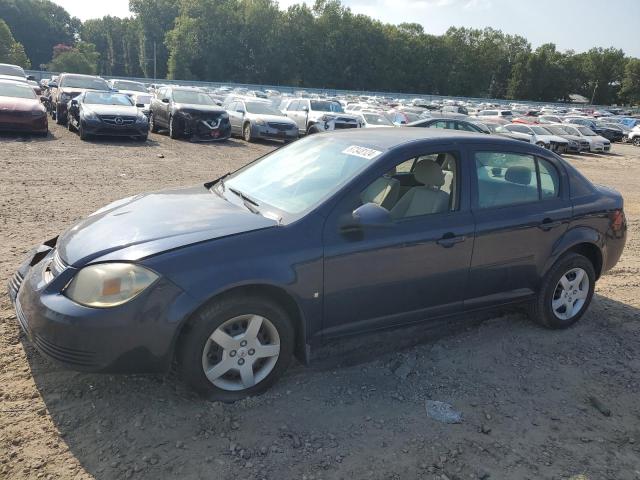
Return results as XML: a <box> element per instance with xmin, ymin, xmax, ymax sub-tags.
<box><xmin>1</xmin><ymin>123</ymin><xmax>639</xmax><ymax>480</ymax></box>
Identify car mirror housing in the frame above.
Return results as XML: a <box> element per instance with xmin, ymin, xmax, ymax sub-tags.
<box><xmin>136</xmin><ymin>103</ymin><xmax>145</xmax><ymax>108</ymax></box>
<box><xmin>48</xmin><ymin>82</ymin><xmax>57</xmax><ymax>88</ymax></box>
<box><xmin>340</xmin><ymin>202</ymin><xmax>392</xmax><ymax>232</ymax></box>
<box><xmin>162</xmin><ymin>98</ymin><xmax>170</xmax><ymax>104</ymax></box>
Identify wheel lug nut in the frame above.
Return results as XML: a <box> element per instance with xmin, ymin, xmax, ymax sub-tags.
<box><xmin>230</xmin><ymin>350</ymin><xmax>236</xmax><ymax>357</ymax></box>
<box><xmin>240</xmin><ymin>340</ymin><xmax>247</xmax><ymax>347</ymax></box>
<box><xmin>238</xmin><ymin>358</ymin><xmax>245</xmax><ymax>365</ymax></box>
<box><xmin>248</xmin><ymin>349</ymin><xmax>255</xmax><ymax>356</ymax></box>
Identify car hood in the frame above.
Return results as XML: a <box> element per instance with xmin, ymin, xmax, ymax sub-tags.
<box><xmin>83</xmin><ymin>104</ymin><xmax>139</xmax><ymax>116</ymax></box>
<box><xmin>0</xmin><ymin>96</ymin><xmax>41</xmax><ymax>111</ymax></box>
<box><xmin>57</xmin><ymin>186</ymin><xmax>278</xmax><ymax>266</ymax></box>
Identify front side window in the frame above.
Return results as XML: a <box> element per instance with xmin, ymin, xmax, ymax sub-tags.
<box><xmin>474</xmin><ymin>152</ymin><xmax>560</xmax><ymax>208</ymax></box>
<box><xmin>360</xmin><ymin>152</ymin><xmax>459</xmax><ymax>220</ymax></box>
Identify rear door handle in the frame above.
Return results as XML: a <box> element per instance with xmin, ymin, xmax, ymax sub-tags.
<box><xmin>437</xmin><ymin>233</ymin><xmax>466</xmax><ymax>248</ymax></box>
<box><xmin>538</xmin><ymin>218</ymin><xmax>562</xmax><ymax>231</ymax></box>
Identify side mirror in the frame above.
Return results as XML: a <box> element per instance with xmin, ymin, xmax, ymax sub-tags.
<box><xmin>40</xmin><ymin>96</ymin><xmax>47</xmax><ymax>103</ymax></box>
<box><xmin>236</xmin><ymin>109</ymin><xmax>245</xmax><ymax>114</ymax></box>
<box><xmin>136</xmin><ymin>103</ymin><xmax>145</xmax><ymax>108</ymax></box>
<box><xmin>48</xmin><ymin>82</ymin><xmax>57</xmax><ymax>89</ymax></box>
<box><xmin>340</xmin><ymin>203</ymin><xmax>392</xmax><ymax>232</ymax></box>
<box><xmin>27</xmin><ymin>75</ymin><xmax>36</xmax><ymax>81</ymax></box>
<box><xmin>302</xmin><ymin>105</ymin><xmax>309</xmax><ymax>112</ymax></box>
<box><xmin>161</xmin><ymin>98</ymin><xmax>170</xmax><ymax>104</ymax></box>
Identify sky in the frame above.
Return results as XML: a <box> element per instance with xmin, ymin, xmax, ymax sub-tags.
<box><xmin>51</xmin><ymin>0</ymin><xmax>640</xmax><ymax>57</ymax></box>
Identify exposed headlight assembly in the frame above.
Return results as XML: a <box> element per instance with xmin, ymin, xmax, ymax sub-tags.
<box><xmin>65</xmin><ymin>263</ymin><xmax>159</xmax><ymax>308</ymax></box>
<box><xmin>83</xmin><ymin>109</ymin><xmax>99</xmax><ymax>121</ymax></box>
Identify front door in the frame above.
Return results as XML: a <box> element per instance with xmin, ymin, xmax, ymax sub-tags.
<box><xmin>321</xmin><ymin>147</ymin><xmax>474</xmax><ymax>338</ymax></box>
<box><xmin>466</xmin><ymin>147</ymin><xmax>572</xmax><ymax>308</ymax></box>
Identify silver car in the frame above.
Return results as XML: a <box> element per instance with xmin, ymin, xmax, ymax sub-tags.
<box><xmin>226</xmin><ymin>99</ymin><xmax>298</xmax><ymax>143</ymax></box>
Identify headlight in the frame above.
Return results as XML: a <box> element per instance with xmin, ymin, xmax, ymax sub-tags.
<box><xmin>83</xmin><ymin>109</ymin><xmax>99</xmax><ymax>121</ymax></box>
<box><xmin>136</xmin><ymin>114</ymin><xmax>148</xmax><ymax>124</ymax></box>
<box><xmin>64</xmin><ymin>263</ymin><xmax>158</xmax><ymax>308</ymax></box>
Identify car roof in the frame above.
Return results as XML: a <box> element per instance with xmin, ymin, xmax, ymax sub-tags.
<box><xmin>321</xmin><ymin>126</ymin><xmax>526</xmax><ymax>151</ymax></box>
<box><xmin>0</xmin><ymin>78</ymin><xmax>32</xmax><ymax>87</ymax></box>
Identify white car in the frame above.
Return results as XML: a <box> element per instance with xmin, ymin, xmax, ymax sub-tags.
<box><xmin>476</xmin><ymin>109</ymin><xmax>514</xmax><ymax>124</ymax></box>
<box><xmin>108</xmin><ymin>79</ymin><xmax>149</xmax><ymax>97</ymax></box>
<box><xmin>629</xmin><ymin>125</ymin><xmax>640</xmax><ymax>146</ymax></box>
<box><xmin>354</xmin><ymin>111</ymin><xmax>395</xmax><ymax>128</ymax></box>
<box><xmin>555</xmin><ymin>124</ymin><xmax>611</xmax><ymax>153</ymax></box>
<box><xmin>503</xmin><ymin>124</ymin><xmax>569</xmax><ymax>154</ymax></box>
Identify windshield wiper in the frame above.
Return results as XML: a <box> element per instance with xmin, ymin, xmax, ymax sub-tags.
<box><xmin>205</xmin><ymin>172</ymin><xmax>230</xmax><ymax>191</ymax></box>
<box><xmin>228</xmin><ymin>187</ymin><xmax>261</xmax><ymax>214</ymax></box>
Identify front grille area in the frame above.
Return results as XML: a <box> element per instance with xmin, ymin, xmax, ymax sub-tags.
<box><xmin>335</xmin><ymin>123</ymin><xmax>358</xmax><ymax>129</ymax></box>
<box><xmin>99</xmin><ymin>115</ymin><xmax>136</xmax><ymax>126</ymax></box>
<box><xmin>268</xmin><ymin>122</ymin><xmax>294</xmax><ymax>131</ymax></box>
<box><xmin>32</xmin><ymin>333</ymin><xmax>97</xmax><ymax>367</ymax></box>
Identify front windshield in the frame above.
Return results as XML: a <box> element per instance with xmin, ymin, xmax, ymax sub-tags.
<box><xmin>545</xmin><ymin>126</ymin><xmax>567</xmax><ymax>136</ymax></box>
<box><xmin>60</xmin><ymin>75</ymin><xmax>110</xmax><ymax>90</ymax></box>
<box><xmin>531</xmin><ymin>126</ymin><xmax>551</xmax><ymax>135</ymax></box>
<box><xmin>245</xmin><ymin>102</ymin><xmax>281</xmax><ymax>115</ymax></box>
<box><xmin>363</xmin><ymin>113</ymin><xmax>393</xmax><ymax>126</ymax></box>
<box><xmin>84</xmin><ymin>92</ymin><xmax>133</xmax><ymax>106</ymax></box>
<box><xmin>310</xmin><ymin>100</ymin><xmax>343</xmax><ymax>113</ymax></box>
<box><xmin>224</xmin><ymin>136</ymin><xmax>383</xmax><ymax>215</ymax></box>
<box><xmin>0</xmin><ymin>64</ymin><xmax>25</xmax><ymax>77</ymax></box>
<box><xmin>0</xmin><ymin>82</ymin><xmax>36</xmax><ymax>99</ymax></box>
<box><xmin>173</xmin><ymin>90</ymin><xmax>215</xmax><ymax>105</ymax></box>
<box><xmin>113</xmin><ymin>81</ymin><xmax>147</xmax><ymax>92</ymax></box>
<box><xmin>577</xmin><ymin>127</ymin><xmax>596</xmax><ymax>136</ymax></box>
<box><xmin>134</xmin><ymin>94</ymin><xmax>152</xmax><ymax>104</ymax></box>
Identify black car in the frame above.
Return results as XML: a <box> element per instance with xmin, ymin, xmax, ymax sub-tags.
<box><xmin>67</xmin><ymin>91</ymin><xmax>149</xmax><ymax>141</ymax></box>
<box><xmin>566</xmin><ymin>118</ymin><xmax>625</xmax><ymax>142</ymax></box>
<box><xmin>49</xmin><ymin>73</ymin><xmax>111</xmax><ymax>125</ymax></box>
<box><xmin>149</xmin><ymin>86</ymin><xmax>231</xmax><ymax>141</ymax></box>
<box><xmin>409</xmin><ymin>117</ymin><xmax>489</xmax><ymax>134</ymax></box>
<box><xmin>9</xmin><ymin>129</ymin><xmax>626</xmax><ymax>401</ymax></box>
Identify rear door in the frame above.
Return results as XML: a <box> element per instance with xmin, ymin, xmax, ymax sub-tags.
<box><xmin>465</xmin><ymin>145</ymin><xmax>572</xmax><ymax>308</ymax></box>
<box><xmin>227</xmin><ymin>102</ymin><xmax>242</xmax><ymax>134</ymax></box>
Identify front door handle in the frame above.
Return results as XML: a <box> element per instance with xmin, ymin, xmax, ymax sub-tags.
<box><xmin>437</xmin><ymin>233</ymin><xmax>466</xmax><ymax>248</ymax></box>
<box><xmin>538</xmin><ymin>218</ymin><xmax>562</xmax><ymax>231</ymax></box>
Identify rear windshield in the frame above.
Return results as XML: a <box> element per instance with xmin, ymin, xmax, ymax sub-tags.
<box><xmin>60</xmin><ymin>75</ymin><xmax>110</xmax><ymax>90</ymax></box>
<box><xmin>84</xmin><ymin>92</ymin><xmax>133</xmax><ymax>106</ymax></box>
<box><xmin>245</xmin><ymin>102</ymin><xmax>281</xmax><ymax>115</ymax></box>
<box><xmin>0</xmin><ymin>82</ymin><xmax>36</xmax><ymax>99</ymax></box>
<box><xmin>363</xmin><ymin>113</ymin><xmax>393</xmax><ymax>126</ymax></box>
<box><xmin>577</xmin><ymin>127</ymin><xmax>596</xmax><ymax>136</ymax></box>
<box><xmin>0</xmin><ymin>64</ymin><xmax>25</xmax><ymax>77</ymax></box>
<box><xmin>112</xmin><ymin>80</ymin><xmax>147</xmax><ymax>92</ymax></box>
<box><xmin>310</xmin><ymin>100</ymin><xmax>343</xmax><ymax>113</ymax></box>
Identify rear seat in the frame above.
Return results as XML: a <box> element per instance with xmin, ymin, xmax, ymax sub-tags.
<box><xmin>477</xmin><ymin>166</ymin><xmax>538</xmax><ymax>208</ymax></box>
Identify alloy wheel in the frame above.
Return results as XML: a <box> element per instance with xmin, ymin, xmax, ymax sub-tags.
<box><xmin>551</xmin><ymin>267</ymin><xmax>589</xmax><ymax>320</ymax></box>
<box><xmin>201</xmin><ymin>314</ymin><xmax>280</xmax><ymax>391</ymax></box>
<box><xmin>243</xmin><ymin>124</ymin><xmax>251</xmax><ymax>142</ymax></box>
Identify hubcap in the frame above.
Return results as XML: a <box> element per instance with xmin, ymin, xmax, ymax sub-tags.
<box><xmin>552</xmin><ymin>267</ymin><xmax>589</xmax><ymax>320</ymax></box>
<box><xmin>201</xmin><ymin>315</ymin><xmax>280</xmax><ymax>391</ymax></box>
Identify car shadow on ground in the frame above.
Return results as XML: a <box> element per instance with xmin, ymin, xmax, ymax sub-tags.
<box><xmin>0</xmin><ymin>131</ymin><xmax>56</xmax><ymax>143</ymax></box>
<box><xmin>19</xmin><ymin>293</ymin><xmax>639</xmax><ymax>479</ymax></box>
<box><xmin>79</xmin><ymin>136</ymin><xmax>161</xmax><ymax>148</ymax></box>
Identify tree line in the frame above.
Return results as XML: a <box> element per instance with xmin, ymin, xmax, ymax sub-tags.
<box><xmin>1</xmin><ymin>0</ymin><xmax>639</xmax><ymax>105</ymax></box>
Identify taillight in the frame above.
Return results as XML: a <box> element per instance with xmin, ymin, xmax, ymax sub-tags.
<box><xmin>610</xmin><ymin>209</ymin><xmax>625</xmax><ymax>232</ymax></box>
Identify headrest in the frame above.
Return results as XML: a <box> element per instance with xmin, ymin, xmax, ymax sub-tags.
<box><xmin>414</xmin><ymin>160</ymin><xmax>444</xmax><ymax>187</ymax></box>
<box><xmin>505</xmin><ymin>166</ymin><xmax>532</xmax><ymax>185</ymax></box>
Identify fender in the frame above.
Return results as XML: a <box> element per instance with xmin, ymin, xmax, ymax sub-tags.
<box><xmin>542</xmin><ymin>225</ymin><xmax>603</xmax><ymax>278</ymax></box>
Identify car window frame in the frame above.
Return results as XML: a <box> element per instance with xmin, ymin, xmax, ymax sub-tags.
<box><xmin>468</xmin><ymin>145</ymin><xmax>568</xmax><ymax>212</ymax></box>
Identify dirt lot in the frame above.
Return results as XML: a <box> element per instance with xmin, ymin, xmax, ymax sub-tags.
<box><xmin>1</xmin><ymin>123</ymin><xmax>639</xmax><ymax>480</ymax></box>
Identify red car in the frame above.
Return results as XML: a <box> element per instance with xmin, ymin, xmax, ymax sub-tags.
<box><xmin>0</xmin><ymin>79</ymin><xmax>48</xmax><ymax>135</ymax></box>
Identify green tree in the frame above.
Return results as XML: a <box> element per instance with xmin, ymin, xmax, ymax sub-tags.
<box><xmin>0</xmin><ymin>19</ymin><xmax>30</xmax><ymax>68</ymax></box>
<box><xmin>83</xmin><ymin>16</ymin><xmax>143</xmax><ymax>77</ymax></box>
<box><xmin>0</xmin><ymin>0</ymin><xmax>80</xmax><ymax>68</ymax></box>
<box><xmin>48</xmin><ymin>42</ymin><xmax>100</xmax><ymax>74</ymax></box>
<box><xmin>620</xmin><ymin>58</ymin><xmax>640</xmax><ymax>105</ymax></box>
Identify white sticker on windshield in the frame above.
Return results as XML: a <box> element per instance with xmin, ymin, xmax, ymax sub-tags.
<box><xmin>342</xmin><ymin>145</ymin><xmax>383</xmax><ymax>160</ymax></box>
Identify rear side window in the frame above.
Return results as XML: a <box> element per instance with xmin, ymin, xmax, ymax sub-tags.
<box><xmin>474</xmin><ymin>152</ymin><xmax>560</xmax><ymax>208</ymax></box>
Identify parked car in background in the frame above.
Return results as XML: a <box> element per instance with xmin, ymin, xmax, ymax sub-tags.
<box><xmin>132</xmin><ymin>93</ymin><xmax>152</xmax><ymax>118</ymax></box>
<box><xmin>538</xmin><ymin>115</ymin><xmax>563</xmax><ymax>124</ymax></box>
<box><xmin>476</xmin><ymin>109</ymin><xmax>514</xmax><ymax>124</ymax></box>
<box><xmin>108</xmin><ymin>79</ymin><xmax>149</xmax><ymax>96</ymax></box>
<box><xmin>0</xmin><ymin>63</ymin><xmax>27</xmax><ymax>80</ymax></box>
<box><xmin>384</xmin><ymin>109</ymin><xmax>422</xmax><ymax>125</ymax></box>
<box><xmin>9</xmin><ymin>128</ymin><xmax>627</xmax><ymax>401</ymax></box>
<box><xmin>354</xmin><ymin>111</ymin><xmax>395</xmax><ymax>128</ymax></box>
<box><xmin>504</xmin><ymin>124</ymin><xmax>569</xmax><ymax>153</ymax></box>
<box><xmin>628</xmin><ymin>126</ymin><xmax>640</xmax><ymax>146</ymax></box>
<box><xmin>409</xmin><ymin>117</ymin><xmax>488</xmax><ymax>134</ymax></box>
<box><xmin>225</xmin><ymin>98</ymin><xmax>298</xmax><ymax>142</ymax></box>
<box><xmin>564</xmin><ymin>117</ymin><xmax>624</xmax><ymax>142</ymax></box>
<box><xmin>0</xmin><ymin>79</ymin><xmax>48</xmax><ymax>135</ymax></box>
<box><xmin>67</xmin><ymin>91</ymin><xmax>149</xmax><ymax>141</ymax></box>
<box><xmin>149</xmin><ymin>86</ymin><xmax>231</xmax><ymax>141</ymax></box>
<box><xmin>441</xmin><ymin>105</ymin><xmax>468</xmax><ymax>115</ymax></box>
<box><xmin>484</xmin><ymin>122</ymin><xmax>532</xmax><ymax>143</ymax></box>
<box><xmin>50</xmin><ymin>74</ymin><xmax>111</xmax><ymax>125</ymax></box>
<box><xmin>542</xmin><ymin>125</ymin><xmax>589</xmax><ymax>153</ymax></box>
<box><xmin>284</xmin><ymin>99</ymin><xmax>360</xmax><ymax>135</ymax></box>
<box><xmin>555</xmin><ymin>124</ymin><xmax>611</xmax><ymax>153</ymax></box>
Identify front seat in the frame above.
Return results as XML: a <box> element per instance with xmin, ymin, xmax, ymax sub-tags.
<box><xmin>360</xmin><ymin>174</ymin><xmax>400</xmax><ymax>210</ymax></box>
<box><xmin>390</xmin><ymin>160</ymin><xmax>449</xmax><ymax>219</ymax></box>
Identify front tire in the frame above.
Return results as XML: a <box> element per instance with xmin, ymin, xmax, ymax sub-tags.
<box><xmin>78</xmin><ymin>122</ymin><xmax>90</xmax><ymax>141</ymax></box>
<box><xmin>243</xmin><ymin>122</ymin><xmax>253</xmax><ymax>142</ymax></box>
<box><xmin>149</xmin><ymin>113</ymin><xmax>159</xmax><ymax>133</ymax></box>
<box><xmin>55</xmin><ymin>105</ymin><xmax>66</xmax><ymax>125</ymax></box>
<box><xmin>528</xmin><ymin>253</ymin><xmax>595</xmax><ymax>329</ymax></box>
<box><xmin>178</xmin><ymin>295</ymin><xmax>294</xmax><ymax>402</ymax></box>
<box><xmin>633</xmin><ymin>137</ymin><xmax>640</xmax><ymax>147</ymax></box>
<box><xmin>169</xmin><ymin>115</ymin><xmax>180</xmax><ymax>139</ymax></box>
<box><xmin>307</xmin><ymin>124</ymin><xmax>320</xmax><ymax>135</ymax></box>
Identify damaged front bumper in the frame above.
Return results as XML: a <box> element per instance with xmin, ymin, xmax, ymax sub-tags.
<box><xmin>181</xmin><ymin>115</ymin><xmax>232</xmax><ymax>142</ymax></box>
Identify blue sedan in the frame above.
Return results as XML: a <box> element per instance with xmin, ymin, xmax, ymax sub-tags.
<box><xmin>9</xmin><ymin>129</ymin><xmax>627</xmax><ymax>401</ymax></box>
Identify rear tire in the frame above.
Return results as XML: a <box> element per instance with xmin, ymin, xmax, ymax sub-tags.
<box><xmin>149</xmin><ymin>113</ymin><xmax>159</xmax><ymax>133</ymax></box>
<box><xmin>528</xmin><ymin>253</ymin><xmax>595</xmax><ymax>329</ymax></box>
<box><xmin>307</xmin><ymin>124</ymin><xmax>320</xmax><ymax>135</ymax></box>
<box><xmin>633</xmin><ymin>137</ymin><xmax>640</xmax><ymax>147</ymax></box>
<box><xmin>178</xmin><ymin>295</ymin><xmax>294</xmax><ymax>402</ymax></box>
